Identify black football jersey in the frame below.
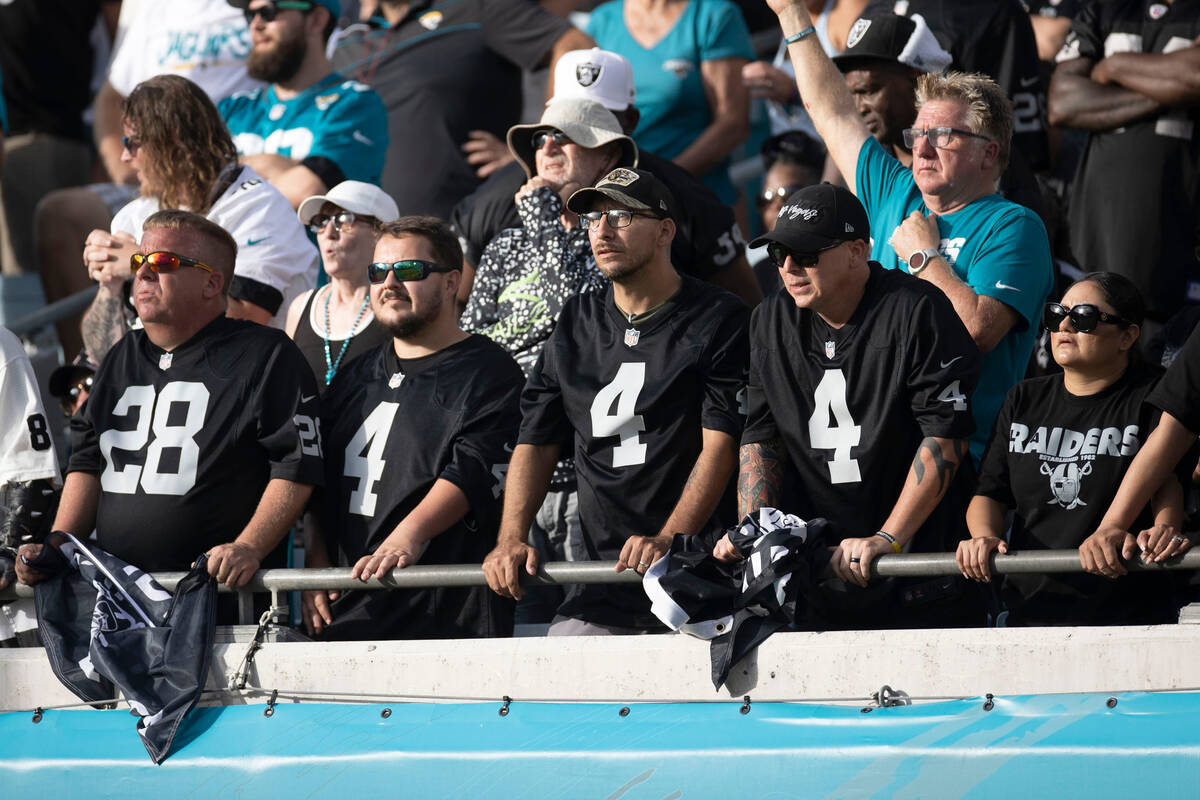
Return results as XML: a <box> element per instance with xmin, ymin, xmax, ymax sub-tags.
<box><xmin>317</xmin><ymin>335</ymin><xmax>524</xmax><ymax>639</ymax></box>
<box><xmin>1149</xmin><ymin>323</ymin><xmax>1200</xmax><ymax>435</ymax></box>
<box><xmin>744</xmin><ymin>264</ymin><xmax>981</xmax><ymax>554</ymax></box>
<box><xmin>69</xmin><ymin>316</ymin><xmax>324</xmax><ymax>572</ymax></box>
<box><xmin>519</xmin><ymin>276</ymin><xmax>750</xmax><ymax>627</ymax></box>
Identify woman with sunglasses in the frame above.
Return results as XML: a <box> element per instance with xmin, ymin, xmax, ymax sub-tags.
<box><xmin>957</xmin><ymin>272</ymin><xmax>1188</xmax><ymax>626</ymax></box>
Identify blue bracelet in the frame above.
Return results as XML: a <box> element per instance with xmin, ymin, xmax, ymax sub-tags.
<box><xmin>785</xmin><ymin>26</ymin><xmax>816</xmax><ymax>44</ymax></box>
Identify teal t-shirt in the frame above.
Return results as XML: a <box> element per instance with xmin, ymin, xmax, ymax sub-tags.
<box><xmin>219</xmin><ymin>73</ymin><xmax>388</xmax><ymax>186</ymax></box>
<box><xmin>855</xmin><ymin>137</ymin><xmax>1054</xmax><ymax>464</ymax></box>
<box><xmin>587</xmin><ymin>0</ymin><xmax>753</xmax><ymax>205</ymax></box>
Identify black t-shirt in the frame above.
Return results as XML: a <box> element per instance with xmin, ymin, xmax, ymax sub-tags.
<box><xmin>1060</xmin><ymin>0</ymin><xmax>1200</xmax><ymax>319</ymax></box>
<box><xmin>744</xmin><ymin>263</ymin><xmax>980</xmax><ymax>549</ymax></box>
<box><xmin>317</xmin><ymin>335</ymin><xmax>524</xmax><ymax>639</ymax></box>
<box><xmin>976</xmin><ymin>362</ymin><xmax>1179</xmax><ymax>625</ymax></box>
<box><xmin>329</xmin><ymin>0</ymin><xmax>569</xmax><ymax>219</ymax></box>
<box><xmin>449</xmin><ymin>151</ymin><xmax>747</xmax><ymax>279</ymax></box>
<box><xmin>0</xmin><ymin>0</ymin><xmax>101</xmax><ymax>139</ymax></box>
<box><xmin>291</xmin><ymin>288</ymin><xmax>391</xmax><ymax>394</ymax></box>
<box><xmin>868</xmin><ymin>0</ymin><xmax>1049</xmax><ymax>171</ymax></box>
<box><xmin>1149</xmin><ymin>323</ymin><xmax>1200</xmax><ymax>434</ymax></box>
<box><xmin>69</xmin><ymin>317</ymin><xmax>324</xmax><ymax>571</ymax></box>
<box><xmin>519</xmin><ymin>277</ymin><xmax>750</xmax><ymax>627</ymax></box>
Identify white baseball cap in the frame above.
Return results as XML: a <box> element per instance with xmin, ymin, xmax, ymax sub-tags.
<box><xmin>548</xmin><ymin>48</ymin><xmax>636</xmax><ymax>111</ymax></box>
<box><xmin>297</xmin><ymin>180</ymin><xmax>399</xmax><ymax>226</ymax></box>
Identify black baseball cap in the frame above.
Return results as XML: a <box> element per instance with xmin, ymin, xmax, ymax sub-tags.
<box><xmin>566</xmin><ymin>167</ymin><xmax>675</xmax><ymax>222</ymax></box>
<box><xmin>831</xmin><ymin>13</ymin><xmax>952</xmax><ymax>74</ymax></box>
<box><xmin>48</xmin><ymin>350</ymin><xmax>98</xmax><ymax>400</ymax></box>
<box><xmin>749</xmin><ymin>183</ymin><xmax>869</xmax><ymax>253</ymax></box>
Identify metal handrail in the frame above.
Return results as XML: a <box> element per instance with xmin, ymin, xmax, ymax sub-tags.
<box><xmin>6</xmin><ymin>286</ymin><xmax>98</xmax><ymax>338</ymax></box>
<box><xmin>9</xmin><ymin>549</ymin><xmax>1198</xmax><ymax>597</ymax></box>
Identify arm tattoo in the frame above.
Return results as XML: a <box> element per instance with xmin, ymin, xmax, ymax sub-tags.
<box><xmin>81</xmin><ymin>287</ymin><xmax>133</xmax><ymax>363</ymax></box>
<box><xmin>738</xmin><ymin>437</ymin><xmax>786</xmax><ymax>518</ymax></box>
<box><xmin>911</xmin><ymin>437</ymin><xmax>967</xmax><ymax>496</ymax></box>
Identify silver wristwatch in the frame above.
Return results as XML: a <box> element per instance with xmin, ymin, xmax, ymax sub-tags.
<box><xmin>907</xmin><ymin>248</ymin><xmax>941</xmax><ymax>275</ymax></box>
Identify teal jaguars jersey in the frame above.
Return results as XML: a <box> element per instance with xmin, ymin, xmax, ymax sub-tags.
<box><xmin>219</xmin><ymin>72</ymin><xmax>388</xmax><ymax>186</ymax></box>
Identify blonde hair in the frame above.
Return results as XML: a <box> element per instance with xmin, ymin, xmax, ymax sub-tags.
<box><xmin>915</xmin><ymin>71</ymin><xmax>1012</xmax><ymax>172</ymax></box>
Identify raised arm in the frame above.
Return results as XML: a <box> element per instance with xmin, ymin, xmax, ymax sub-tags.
<box><xmin>767</xmin><ymin>0</ymin><xmax>870</xmax><ymax>193</ymax></box>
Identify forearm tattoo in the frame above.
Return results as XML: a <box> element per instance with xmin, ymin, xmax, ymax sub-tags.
<box><xmin>912</xmin><ymin>437</ymin><xmax>967</xmax><ymax>496</ymax></box>
<box><xmin>738</xmin><ymin>437</ymin><xmax>786</xmax><ymax>518</ymax></box>
<box><xmin>81</xmin><ymin>288</ymin><xmax>133</xmax><ymax>363</ymax></box>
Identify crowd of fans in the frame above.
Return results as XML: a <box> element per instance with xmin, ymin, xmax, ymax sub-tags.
<box><xmin>1</xmin><ymin>0</ymin><xmax>1199</xmax><ymax>646</ymax></box>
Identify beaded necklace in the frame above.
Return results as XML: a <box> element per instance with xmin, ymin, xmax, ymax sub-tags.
<box><xmin>323</xmin><ymin>286</ymin><xmax>371</xmax><ymax>385</ymax></box>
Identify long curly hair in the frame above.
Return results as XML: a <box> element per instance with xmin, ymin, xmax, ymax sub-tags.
<box><xmin>123</xmin><ymin>75</ymin><xmax>237</xmax><ymax>214</ymax></box>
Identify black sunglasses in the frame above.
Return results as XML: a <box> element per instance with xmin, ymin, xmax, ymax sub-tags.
<box><xmin>1043</xmin><ymin>302</ymin><xmax>1133</xmax><ymax>334</ymax></box>
<box><xmin>368</xmin><ymin>260</ymin><xmax>455</xmax><ymax>284</ymax></box>
<box><xmin>532</xmin><ymin>129</ymin><xmax>572</xmax><ymax>150</ymax></box>
<box><xmin>765</xmin><ymin>240</ymin><xmax>842</xmax><ymax>269</ymax></box>
<box><xmin>244</xmin><ymin>0</ymin><xmax>314</xmax><ymax>24</ymax></box>
<box><xmin>59</xmin><ymin>376</ymin><xmax>94</xmax><ymax>416</ymax></box>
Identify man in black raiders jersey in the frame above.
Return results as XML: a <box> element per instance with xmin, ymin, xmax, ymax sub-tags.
<box><xmin>482</xmin><ymin>167</ymin><xmax>750</xmax><ymax>634</ymax></box>
<box><xmin>720</xmin><ymin>183</ymin><xmax>982</xmax><ymax>628</ymax></box>
<box><xmin>1090</xmin><ymin>325</ymin><xmax>1200</xmax><ymax>577</ymax></box>
<box><xmin>301</xmin><ymin>217</ymin><xmax>524</xmax><ymax>640</ymax></box>
<box><xmin>17</xmin><ymin>210</ymin><xmax>322</xmax><ymax>592</ymax></box>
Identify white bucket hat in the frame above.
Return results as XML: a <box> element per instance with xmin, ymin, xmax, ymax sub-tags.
<box><xmin>297</xmin><ymin>180</ymin><xmax>400</xmax><ymax>226</ymax></box>
<box><xmin>507</xmin><ymin>98</ymin><xmax>639</xmax><ymax>180</ymax></box>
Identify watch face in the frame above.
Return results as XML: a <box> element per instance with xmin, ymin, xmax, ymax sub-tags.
<box><xmin>910</xmin><ymin>251</ymin><xmax>927</xmax><ymax>270</ymax></box>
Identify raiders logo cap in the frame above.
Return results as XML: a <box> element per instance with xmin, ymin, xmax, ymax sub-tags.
<box><xmin>831</xmin><ymin>13</ymin><xmax>952</xmax><ymax>74</ymax></box>
<box><xmin>548</xmin><ymin>48</ymin><xmax>636</xmax><ymax>111</ymax></box>
<box><xmin>749</xmin><ymin>183</ymin><xmax>869</xmax><ymax>253</ymax></box>
<box><xmin>566</xmin><ymin>167</ymin><xmax>676</xmax><ymax>222</ymax></box>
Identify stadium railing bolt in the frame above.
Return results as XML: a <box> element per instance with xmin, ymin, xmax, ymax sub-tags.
<box><xmin>740</xmin><ymin>696</ymin><xmax>752</xmax><ymax>715</ymax></box>
<box><xmin>498</xmin><ymin>696</ymin><xmax>511</xmax><ymax>716</ymax></box>
<box><xmin>860</xmin><ymin>707</ymin><xmax>873</xmax><ymax>714</ymax></box>
<box><xmin>619</xmin><ymin>706</ymin><xmax>631</xmax><ymax>717</ymax></box>
<box><xmin>31</xmin><ymin>707</ymin><xmax>43</xmax><ymax>724</ymax></box>
<box><xmin>264</xmin><ymin>689</ymin><xmax>278</xmax><ymax>717</ymax></box>
<box><xmin>983</xmin><ymin>693</ymin><xmax>995</xmax><ymax>712</ymax></box>
<box><xmin>381</xmin><ymin>708</ymin><xmax>392</xmax><ymax>719</ymax></box>
<box><xmin>1106</xmin><ymin>697</ymin><xmax>1118</xmax><ymax>709</ymax></box>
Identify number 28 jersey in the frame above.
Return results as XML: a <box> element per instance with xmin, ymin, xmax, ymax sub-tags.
<box><xmin>69</xmin><ymin>317</ymin><xmax>324</xmax><ymax>571</ymax></box>
<box><xmin>744</xmin><ymin>264</ymin><xmax>981</xmax><ymax>549</ymax></box>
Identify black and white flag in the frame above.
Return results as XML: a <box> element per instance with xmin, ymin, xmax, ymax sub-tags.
<box><xmin>34</xmin><ymin>534</ymin><xmax>216</xmax><ymax>763</ymax></box>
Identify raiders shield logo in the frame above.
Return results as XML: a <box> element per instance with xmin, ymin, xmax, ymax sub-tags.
<box><xmin>825</xmin><ymin>340</ymin><xmax>835</xmax><ymax>359</ymax></box>
<box><xmin>576</xmin><ymin>63</ymin><xmax>602</xmax><ymax>87</ymax></box>
<box><xmin>846</xmin><ymin>18</ymin><xmax>872</xmax><ymax>49</ymax></box>
<box><xmin>603</xmin><ymin>167</ymin><xmax>639</xmax><ymax>187</ymax></box>
<box><xmin>624</xmin><ymin>328</ymin><xmax>641</xmax><ymax>347</ymax></box>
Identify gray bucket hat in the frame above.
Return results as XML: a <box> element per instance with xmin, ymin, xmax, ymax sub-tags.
<box><xmin>507</xmin><ymin>98</ymin><xmax>638</xmax><ymax>179</ymax></box>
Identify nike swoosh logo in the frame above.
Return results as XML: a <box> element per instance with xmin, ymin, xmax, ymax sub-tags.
<box><xmin>246</xmin><ymin>236</ymin><xmax>271</xmax><ymax>246</ymax></box>
<box><xmin>352</xmin><ymin>130</ymin><xmax>374</xmax><ymax>146</ymax></box>
<box><xmin>300</xmin><ymin>394</ymin><xmax>316</xmax><ymax>403</ymax></box>
<box><xmin>995</xmin><ymin>280</ymin><xmax>1021</xmax><ymax>292</ymax></box>
<box><xmin>1020</xmin><ymin>75</ymin><xmax>1039</xmax><ymax>88</ymax></box>
<box><xmin>939</xmin><ymin>356</ymin><xmax>964</xmax><ymax>368</ymax></box>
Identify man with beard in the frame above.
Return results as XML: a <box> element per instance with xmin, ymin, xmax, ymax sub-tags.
<box><xmin>482</xmin><ymin>168</ymin><xmax>749</xmax><ymax>634</ymax></box>
<box><xmin>301</xmin><ymin>217</ymin><xmax>524</xmax><ymax>640</ymax></box>
<box><xmin>221</xmin><ymin>0</ymin><xmax>388</xmax><ymax>208</ymax></box>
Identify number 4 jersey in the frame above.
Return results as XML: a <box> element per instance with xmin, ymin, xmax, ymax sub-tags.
<box><xmin>744</xmin><ymin>263</ymin><xmax>982</xmax><ymax>553</ymax></box>
<box><xmin>519</xmin><ymin>277</ymin><xmax>750</xmax><ymax>628</ymax></box>
<box><xmin>316</xmin><ymin>335</ymin><xmax>525</xmax><ymax>639</ymax></box>
<box><xmin>69</xmin><ymin>317</ymin><xmax>324</xmax><ymax>571</ymax></box>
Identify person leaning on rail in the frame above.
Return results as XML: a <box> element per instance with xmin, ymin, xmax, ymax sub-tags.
<box><xmin>958</xmin><ymin>272</ymin><xmax>1192</xmax><ymax>626</ymax></box>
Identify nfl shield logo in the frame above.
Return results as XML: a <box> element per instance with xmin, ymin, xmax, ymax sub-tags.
<box><xmin>576</xmin><ymin>63</ymin><xmax>602</xmax><ymax>87</ymax></box>
<box><xmin>158</xmin><ymin>352</ymin><xmax>173</xmax><ymax>370</ymax></box>
<box><xmin>624</xmin><ymin>328</ymin><xmax>641</xmax><ymax>347</ymax></box>
<box><xmin>388</xmin><ymin>372</ymin><xmax>404</xmax><ymax>389</ymax></box>
<box><xmin>1148</xmin><ymin>3</ymin><xmax>1167</xmax><ymax>19</ymax></box>
<box><xmin>825</xmin><ymin>340</ymin><xmax>835</xmax><ymax>359</ymax></box>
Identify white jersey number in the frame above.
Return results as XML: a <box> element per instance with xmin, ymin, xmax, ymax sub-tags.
<box><xmin>99</xmin><ymin>382</ymin><xmax>210</xmax><ymax>495</ymax></box>
<box><xmin>345</xmin><ymin>402</ymin><xmax>399</xmax><ymax>516</ymax></box>
<box><xmin>590</xmin><ymin>362</ymin><xmax>647</xmax><ymax>468</ymax></box>
<box><xmin>808</xmin><ymin>369</ymin><xmax>862</xmax><ymax>484</ymax></box>
<box><xmin>937</xmin><ymin>380</ymin><xmax>968</xmax><ymax>411</ymax></box>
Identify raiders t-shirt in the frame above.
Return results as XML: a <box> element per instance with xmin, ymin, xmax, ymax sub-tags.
<box><xmin>519</xmin><ymin>276</ymin><xmax>750</xmax><ymax>627</ymax></box>
<box><xmin>69</xmin><ymin>316</ymin><xmax>323</xmax><ymax>571</ymax></box>
<box><xmin>317</xmin><ymin>335</ymin><xmax>525</xmax><ymax>639</ymax></box>
<box><xmin>976</xmin><ymin>361</ymin><xmax>1179</xmax><ymax>625</ymax></box>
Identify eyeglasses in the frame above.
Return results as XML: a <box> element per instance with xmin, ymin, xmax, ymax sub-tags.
<box><xmin>131</xmin><ymin>251</ymin><xmax>214</xmax><ymax>274</ymax></box>
<box><xmin>757</xmin><ymin>184</ymin><xmax>806</xmax><ymax>208</ymax></box>
<box><xmin>308</xmin><ymin>210</ymin><xmax>366</xmax><ymax>235</ymax></box>
<box><xmin>1043</xmin><ymin>302</ymin><xmax>1133</xmax><ymax>334</ymax></box>
<box><xmin>367</xmin><ymin>260</ymin><xmax>455</xmax><ymax>284</ymax></box>
<box><xmin>901</xmin><ymin>126</ymin><xmax>992</xmax><ymax>149</ymax></box>
<box><xmin>765</xmin><ymin>240</ymin><xmax>841</xmax><ymax>268</ymax></box>
<box><xmin>59</xmin><ymin>376</ymin><xmax>93</xmax><ymax>417</ymax></box>
<box><xmin>578</xmin><ymin>209</ymin><xmax>662</xmax><ymax>230</ymax></box>
<box><xmin>532</xmin><ymin>129</ymin><xmax>572</xmax><ymax>150</ymax></box>
<box><xmin>122</xmin><ymin>136</ymin><xmax>141</xmax><ymax>155</ymax></box>
<box><xmin>243</xmin><ymin>0</ymin><xmax>314</xmax><ymax>23</ymax></box>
